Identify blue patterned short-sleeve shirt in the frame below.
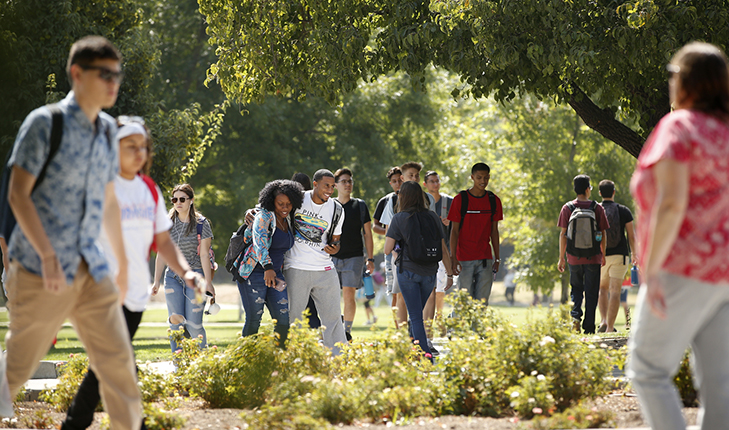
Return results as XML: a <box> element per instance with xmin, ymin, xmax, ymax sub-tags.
<box><xmin>8</xmin><ymin>91</ymin><xmax>119</xmax><ymax>284</ymax></box>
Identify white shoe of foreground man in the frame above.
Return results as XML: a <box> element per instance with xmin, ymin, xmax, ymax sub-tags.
<box><xmin>0</xmin><ymin>352</ymin><xmax>13</xmax><ymax>417</ymax></box>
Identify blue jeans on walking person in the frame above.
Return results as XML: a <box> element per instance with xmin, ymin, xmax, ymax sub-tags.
<box><xmin>396</xmin><ymin>268</ymin><xmax>435</xmax><ymax>360</ymax></box>
<box><xmin>165</xmin><ymin>268</ymin><xmax>206</xmax><ymax>352</ymax></box>
<box><xmin>237</xmin><ymin>271</ymin><xmax>289</xmax><ymax>346</ymax></box>
<box><xmin>457</xmin><ymin>259</ymin><xmax>494</xmax><ymax>304</ymax></box>
<box><xmin>568</xmin><ymin>263</ymin><xmax>600</xmax><ymax>334</ymax></box>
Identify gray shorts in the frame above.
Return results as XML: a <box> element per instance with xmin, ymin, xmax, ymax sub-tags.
<box><xmin>333</xmin><ymin>256</ymin><xmax>365</xmax><ymax>289</ymax></box>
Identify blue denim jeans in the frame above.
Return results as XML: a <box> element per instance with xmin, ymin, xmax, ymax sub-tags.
<box><xmin>457</xmin><ymin>259</ymin><xmax>494</xmax><ymax>304</ymax></box>
<box><xmin>237</xmin><ymin>271</ymin><xmax>289</xmax><ymax>346</ymax></box>
<box><xmin>164</xmin><ymin>268</ymin><xmax>206</xmax><ymax>352</ymax></box>
<box><xmin>568</xmin><ymin>263</ymin><xmax>601</xmax><ymax>334</ymax></box>
<box><xmin>397</xmin><ymin>268</ymin><xmax>435</xmax><ymax>360</ymax></box>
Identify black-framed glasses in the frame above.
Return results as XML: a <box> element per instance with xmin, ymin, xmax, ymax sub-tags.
<box><xmin>117</xmin><ymin>115</ymin><xmax>145</xmax><ymax>126</ymax></box>
<box><xmin>171</xmin><ymin>197</ymin><xmax>188</xmax><ymax>203</ymax></box>
<box><xmin>79</xmin><ymin>64</ymin><xmax>124</xmax><ymax>83</ymax></box>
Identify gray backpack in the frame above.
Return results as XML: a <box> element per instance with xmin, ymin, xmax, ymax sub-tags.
<box><xmin>565</xmin><ymin>201</ymin><xmax>601</xmax><ymax>258</ymax></box>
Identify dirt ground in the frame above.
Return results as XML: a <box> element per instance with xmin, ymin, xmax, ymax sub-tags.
<box><xmin>4</xmin><ymin>393</ymin><xmax>698</xmax><ymax>429</ymax></box>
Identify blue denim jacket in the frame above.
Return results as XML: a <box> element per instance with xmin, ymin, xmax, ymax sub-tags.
<box><xmin>8</xmin><ymin>92</ymin><xmax>118</xmax><ymax>284</ymax></box>
<box><xmin>236</xmin><ymin>209</ymin><xmax>292</xmax><ymax>280</ymax></box>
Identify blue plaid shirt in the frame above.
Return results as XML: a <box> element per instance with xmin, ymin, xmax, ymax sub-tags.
<box><xmin>8</xmin><ymin>92</ymin><xmax>119</xmax><ymax>284</ymax></box>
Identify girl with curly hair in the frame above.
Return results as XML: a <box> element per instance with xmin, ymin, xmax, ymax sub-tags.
<box><xmin>235</xmin><ymin>179</ymin><xmax>304</xmax><ymax>346</ymax></box>
<box><xmin>152</xmin><ymin>183</ymin><xmax>215</xmax><ymax>353</ymax></box>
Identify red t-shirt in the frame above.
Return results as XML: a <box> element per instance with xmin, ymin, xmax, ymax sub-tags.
<box><xmin>557</xmin><ymin>199</ymin><xmax>609</xmax><ymax>265</ymax></box>
<box><xmin>447</xmin><ymin>190</ymin><xmax>503</xmax><ymax>261</ymax></box>
<box><xmin>631</xmin><ymin>110</ymin><xmax>729</xmax><ymax>284</ymax></box>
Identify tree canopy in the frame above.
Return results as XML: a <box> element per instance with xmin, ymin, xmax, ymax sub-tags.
<box><xmin>199</xmin><ymin>0</ymin><xmax>729</xmax><ymax>157</ymax></box>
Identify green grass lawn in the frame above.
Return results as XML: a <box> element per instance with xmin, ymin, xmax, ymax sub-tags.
<box><xmin>0</xmin><ymin>282</ymin><xmax>635</xmax><ymax>363</ymax></box>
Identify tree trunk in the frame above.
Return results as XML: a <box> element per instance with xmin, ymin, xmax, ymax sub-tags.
<box><xmin>567</xmin><ymin>83</ymin><xmax>645</xmax><ymax>158</ymax></box>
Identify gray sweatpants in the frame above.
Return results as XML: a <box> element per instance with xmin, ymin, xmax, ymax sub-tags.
<box><xmin>627</xmin><ymin>271</ymin><xmax>729</xmax><ymax>430</ymax></box>
<box><xmin>284</xmin><ymin>268</ymin><xmax>348</xmax><ymax>356</ymax></box>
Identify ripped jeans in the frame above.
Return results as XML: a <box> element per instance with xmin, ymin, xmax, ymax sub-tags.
<box><xmin>164</xmin><ymin>268</ymin><xmax>206</xmax><ymax>352</ymax></box>
<box><xmin>237</xmin><ymin>270</ymin><xmax>289</xmax><ymax>347</ymax></box>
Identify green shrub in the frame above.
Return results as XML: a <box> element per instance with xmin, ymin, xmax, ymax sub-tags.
<box><xmin>18</xmin><ymin>409</ymin><xmax>57</xmax><ymax>429</ymax></box>
<box><xmin>507</xmin><ymin>374</ymin><xmax>556</xmax><ymax>419</ymax></box>
<box><xmin>142</xmin><ymin>403</ymin><xmax>186</xmax><ymax>430</ymax></box>
<box><xmin>674</xmin><ymin>350</ymin><xmax>698</xmax><ymax>407</ymax></box>
<box><xmin>241</xmin><ymin>400</ymin><xmax>333</xmax><ymax>430</ymax></box>
<box><xmin>137</xmin><ymin>365</ymin><xmax>170</xmax><ymax>403</ymax></box>
<box><xmin>180</xmin><ymin>332</ymin><xmax>277</xmax><ymax>409</ymax></box>
<box><xmin>526</xmin><ymin>404</ymin><xmax>614</xmax><ymax>429</ymax></box>
<box><xmin>441</xmin><ymin>291</ymin><xmax>614</xmax><ymax>417</ymax></box>
<box><xmin>39</xmin><ymin>354</ymin><xmax>98</xmax><ymax>412</ymax></box>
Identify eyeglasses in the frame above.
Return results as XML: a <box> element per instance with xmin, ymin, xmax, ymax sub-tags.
<box><xmin>79</xmin><ymin>64</ymin><xmax>125</xmax><ymax>83</ymax></box>
<box><xmin>171</xmin><ymin>197</ymin><xmax>189</xmax><ymax>203</ymax></box>
<box><xmin>117</xmin><ymin>115</ymin><xmax>145</xmax><ymax>126</ymax></box>
<box><xmin>338</xmin><ymin>179</ymin><xmax>354</xmax><ymax>185</ymax></box>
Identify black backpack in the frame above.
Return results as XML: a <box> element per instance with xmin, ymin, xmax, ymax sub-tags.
<box><xmin>601</xmin><ymin>201</ymin><xmax>622</xmax><ymax>249</ymax></box>
<box><xmin>458</xmin><ymin>190</ymin><xmax>497</xmax><ymax>231</ymax></box>
<box><xmin>0</xmin><ymin>105</ymin><xmax>63</xmax><ymax>241</ymax></box>
<box><xmin>565</xmin><ymin>201</ymin><xmax>601</xmax><ymax>258</ymax></box>
<box><xmin>326</xmin><ymin>198</ymin><xmax>344</xmax><ymax>244</ymax></box>
<box><xmin>400</xmin><ymin>211</ymin><xmax>442</xmax><ymax>269</ymax></box>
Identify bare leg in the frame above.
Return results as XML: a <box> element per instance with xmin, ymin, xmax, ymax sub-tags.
<box><xmin>598</xmin><ymin>273</ymin><xmax>610</xmax><ymax>328</ymax></box>
<box><xmin>606</xmin><ymin>278</ymin><xmax>622</xmax><ymax>332</ymax></box>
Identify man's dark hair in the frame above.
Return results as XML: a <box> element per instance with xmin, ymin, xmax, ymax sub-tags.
<box><xmin>312</xmin><ymin>169</ymin><xmax>334</xmax><ymax>182</ymax></box>
<box><xmin>573</xmin><ymin>174</ymin><xmax>591</xmax><ymax>195</ymax></box>
<box><xmin>386</xmin><ymin>166</ymin><xmax>402</xmax><ymax>179</ymax></box>
<box><xmin>66</xmin><ymin>36</ymin><xmax>122</xmax><ymax>79</ymax></box>
<box><xmin>599</xmin><ymin>180</ymin><xmax>615</xmax><ymax>198</ymax></box>
<box><xmin>334</xmin><ymin>168</ymin><xmax>353</xmax><ymax>183</ymax></box>
<box><xmin>471</xmin><ymin>163</ymin><xmax>490</xmax><ymax>174</ymax></box>
<box><xmin>424</xmin><ymin>171</ymin><xmax>439</xmax><ymax>182</ymax></box>
<box><xmin>291</xmin><ymin>172</ymin><xmax>312</xmax><ymax>191</ymax></box>
<box><xmin>400</xmin><ymin>161</ymin><xmax>423</xmax><ymax>173</ymax></box>
<box><xmin>259</xmin><ymin>180</ymin><xmax>305</xmax><ymax>213</ymax></box>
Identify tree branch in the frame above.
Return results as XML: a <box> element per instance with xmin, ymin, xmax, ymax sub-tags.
<box><xmin>566</xmin><ymin>83</ymin><xmax>644</xmax><ymax>158</ymax></box>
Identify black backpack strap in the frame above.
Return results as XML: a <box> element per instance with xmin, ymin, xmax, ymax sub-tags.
<box><xmin>566</xmin><ymin>201</ymin><xmax>576</xmax><ymax>213</ymax></box>
<box><xmin>458</xmin><ymin>190</ymin><xmax>469</xmax><ymax>232</ymax></box>
<box><xmin>487</xmin><ymin>191</ymin><xmax>497</xmax><ymax>223</ymax></box>
<box><xmin>34</xmin><ymin>104</ymin><xmax>64</xmax><ymax>190</ymax></box>
<box><xmin>328</xmin><ymin>199</ymin><xmax>343</xmax><ymax>243</ymax></box>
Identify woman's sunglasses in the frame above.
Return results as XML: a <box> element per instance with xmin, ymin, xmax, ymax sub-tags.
<box><xmin>171</xmin><ymin>197</ymin><xmax>189</xmax><ymax>203</ymax></box>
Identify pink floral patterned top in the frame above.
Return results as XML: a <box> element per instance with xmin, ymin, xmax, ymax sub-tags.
<box><xmin>631</xmin><ymin>109</ymin><xmax>729</xmax><ymax>283</ymax></box>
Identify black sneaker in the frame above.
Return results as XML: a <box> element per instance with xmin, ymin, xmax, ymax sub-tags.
<box><xmin>427</xmin><ymin>339</ymin><xmax>440</xmax><ymax>356</ymax></box>
<box><xmin>345</xmin><ymin>331</ymin><xmax>352</xmax><ymax>342</ymax></box>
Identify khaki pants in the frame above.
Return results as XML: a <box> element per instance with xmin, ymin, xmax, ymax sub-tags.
<box><xmin>4</xmin><ymin>261</ymin><xmax>141</xmax><ymax>430</ymax></box>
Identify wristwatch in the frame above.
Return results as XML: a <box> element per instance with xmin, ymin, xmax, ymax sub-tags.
<box><xmin>367</xmin><ymin>258</ymin><xmax>375</xmax><ymax>262</ymax></box>
<box><xmin>495</xmin><ymin>259</ymin><xmax>501</xmax><ymax>262</ymax></box>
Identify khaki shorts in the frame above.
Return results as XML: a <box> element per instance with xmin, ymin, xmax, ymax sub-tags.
<box><xmin>601</xmin><ymin>254</ymin><xmax>630</xmax><ymax>280</ymax></box>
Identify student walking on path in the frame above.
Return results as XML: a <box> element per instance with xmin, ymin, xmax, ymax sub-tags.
<box><xmin>152</xmin><ymin>184</ymin><xmax>215</xmax><ymax>353</ymax></box>
<box><xmin>234</xmin><ymin>179</ymin><xmax>304</xmax><ymax>347</ymax></box>
<box><xmin>62</xmin><ymin>118</ymin><xmax>202</xmax><ymax>430</ymax></box>
<box><xmin>385</xmin><ymin>181</ymin><xmax>452</xmax><ymax>361</ymax></box>
<box><xmin>628</xmin><ymin>42</ymin><xmax>729</xmax><ymax>430</ymax></box>
<box><xmin>0</xmin><ymin>36</ymin><xmax>142</xmax><ymax>429</ymax></box>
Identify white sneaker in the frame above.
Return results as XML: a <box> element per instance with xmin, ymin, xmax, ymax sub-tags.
<box><xmin>0</xmin><ymin>352</ymin><xmax>14</xmax><ymax>417</ymax></box>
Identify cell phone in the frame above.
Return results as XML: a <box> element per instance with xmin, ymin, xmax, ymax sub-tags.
<box><xmin>330</xmin><ymin>240</ymin><xmax>340</xmax><ymax>246</ymax></box>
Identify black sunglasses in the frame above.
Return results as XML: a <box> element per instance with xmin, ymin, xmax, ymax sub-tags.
<box><xmin>170</xmin><ymin>197</ymin><xmax>189</xmax><ymax>203</ymax></box>
<box><xmin>79</xmin><ymin>64</ymin><xmax>125</xmax><ymax>83</ymax></box>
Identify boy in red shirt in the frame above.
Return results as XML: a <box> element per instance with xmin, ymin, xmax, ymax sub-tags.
<box><xmin>448</xmin><ymin>163</ymin><xmax>503</xmax><ymax>304</ymax></box>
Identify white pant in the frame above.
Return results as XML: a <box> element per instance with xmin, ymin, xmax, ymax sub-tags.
<box><xmin>627</xmin><ymin>271</ymin><xmax>729</xmax><ymax>430</ymax></box>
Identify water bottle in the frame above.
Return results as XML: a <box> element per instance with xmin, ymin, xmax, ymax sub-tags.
<box><xmin>363</xmin><ymin>271</ymin><xmax>375</xmax><ymax>299</ymax></box>
<box><xmin>595</xmin><ymin>231</ymin><xmax>603</xmax><ymax>242</ymax></box>
<box><xmin>631</xmin><ymin>265</ymin><xmax>639</xmax><ymax>287</ymax></box>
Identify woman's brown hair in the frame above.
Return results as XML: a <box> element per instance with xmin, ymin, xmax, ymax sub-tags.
<box><xmin>169</xmin><ymin>183</ymin><xmax>203</xmax><ymax>236</ymax></box>
<box><xmin>670</xmin><ymin>42</ymin><xmax>729</xmax><ymax>117</ymax></box>
<box><xmin>396</xmin><ymin>181</ymin><xmax>428</xmax><ymax>214</ymax></box>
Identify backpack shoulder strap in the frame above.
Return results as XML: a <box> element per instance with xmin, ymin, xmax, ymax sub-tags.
<box><xmin>588</xmin><ymin>200</ymin><xmax>598</xmax><ymax>211</ymax></box>
<box><xmin>34</xmin><ymin>104</ymin><xmax>64</xmax><ymax>190</ymax></box>
<box><xmin>566</xmin><ymin>201</ymin><xmax>576</xmax><ymax>212</ymax></box>
<box><xmin>139</xmin><ymin>174</ymin><xmax>159</xmax><ymax>255</ymax></box>
<box><xmin>196</xmin><ymin>216</ymin><xmax>205</xmax><ymax>255</ymax></box>
<box><xmin>487</xmin><ymin>191</ymin><xmax>497</xmax><ymax>222</ymax></box>
<box><xmin>458</xmin><ymin>190</ymin><xmax>469</xmax><ymax>231</ymax></box>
